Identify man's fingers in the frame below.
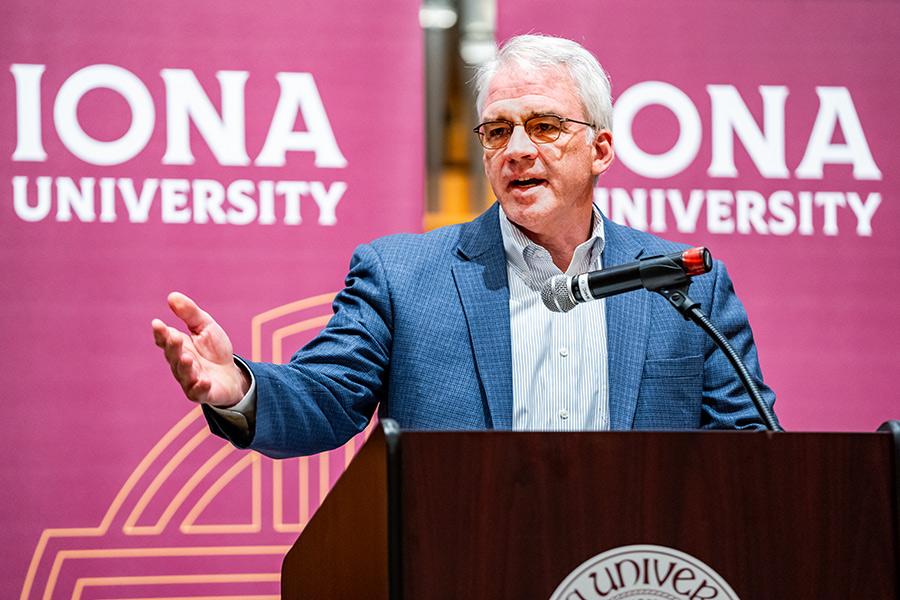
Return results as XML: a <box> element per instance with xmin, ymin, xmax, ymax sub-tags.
<box><xmin>174</xmin><ymin>351</ymin><xmax>203</xmax><ymax>392</ymax></box>
<box><xmin>161</xmin><ymin>328</ymin><xmax>206</xmax><ymax>395</ymax></box>
<box><xmin>178</xmin><ymin>353</ymin><xmax>211</xmax><ymax>403</ymax></box>
<box><xmin>161</xmin><ymin>326</ymin><xmax>187</xmax><ymax>366</ymax></box>
<box><xmin>151</xmin><ymin>318</ymin><xmax>170</xmax><ymax>348</ymax></box>
<box><xmin>155</xmin><ymin>294</ymin><xmax>238</xmax><ymax>406</ymax></box>
<box><xmin>154</xmin><ymin>305</ymin><xmax>224</xmax><ymax>406</ymax></box>
<box><xmin>152</xmin><ymin>320</ymin><xmax>190</xmax><ymax>364</ymax></box>
<box><xmin>185</xmin><ymin>377</ymin><xmax>212</xmax><ymax>403</ymax></box>
<box><xmin>167</xmin><ymin>291</ymin><xmax>214</xmax><ymax>335</ymax></box>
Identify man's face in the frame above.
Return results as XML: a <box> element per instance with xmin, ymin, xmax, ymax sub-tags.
<box><xmin>480</xmin><ymin>64</ymin><xmax>613</xmax><ymax>242</ymax></box>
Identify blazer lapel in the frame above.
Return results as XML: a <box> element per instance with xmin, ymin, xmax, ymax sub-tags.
<box><xmin>603</xmin><ymin>217</ymin><xmax>651</xmax><ymax>430</ymax></box>
<box><xmin>451</xmin><ymin>205</ymin><xmax>513</xmax><ymax>429</ymax></box>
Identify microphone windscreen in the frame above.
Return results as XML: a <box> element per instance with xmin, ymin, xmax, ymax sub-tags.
<box><xmin>541</xmin><ymin>274</ymin><xmax>577</xmax><ymax>313</ymax></box>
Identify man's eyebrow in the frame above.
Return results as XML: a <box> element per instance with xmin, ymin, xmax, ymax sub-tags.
<box><xmin>481</xmin><ymin>110</ymin><xmax>557</xmax><ymax>122</ymax></box>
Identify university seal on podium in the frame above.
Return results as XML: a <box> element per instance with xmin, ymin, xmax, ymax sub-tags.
<box><xmin>549</xmin><ymin>544</ymin><xmax>739</xmax><ymax>600</ymax></box>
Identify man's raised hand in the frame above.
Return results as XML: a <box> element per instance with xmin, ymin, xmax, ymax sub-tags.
<box><xmin>151</xmin><ymin>292</ymin><xmax>249</xmax><ymax>408</ymax></box>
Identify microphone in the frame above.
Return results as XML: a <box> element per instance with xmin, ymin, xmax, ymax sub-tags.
<box><xmin>541</xmin><ymin>247</ymin><xmax>712</xmax><ymax>313</ymax></box>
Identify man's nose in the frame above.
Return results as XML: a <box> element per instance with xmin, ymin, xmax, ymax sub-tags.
<box><xmin>504</xmin><ymin>124</ymin><xmax>537</xmax><ymax>159</ymax></box>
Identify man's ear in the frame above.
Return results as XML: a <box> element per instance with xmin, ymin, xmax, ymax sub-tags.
<box><xmin>591</xmin><ymin>129</ymin><xmax>614</xmax><ymax>176</ymax></box>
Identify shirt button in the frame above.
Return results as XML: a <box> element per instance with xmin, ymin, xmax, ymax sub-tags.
<box><xmin>559</xmin><ymin>409</ymin><xmax>569</xmax><ymax>419</ymax></box>
<box><xmin>559</xmin><ymin>347</ymin><xmax>569</xmax><ymax>357</ymax></box>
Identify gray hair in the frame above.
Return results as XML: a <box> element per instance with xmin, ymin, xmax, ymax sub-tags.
<box><xmin>474</xmin><ymin>34</ymin><xmax>613</xmax><ymax>132</ymax></box>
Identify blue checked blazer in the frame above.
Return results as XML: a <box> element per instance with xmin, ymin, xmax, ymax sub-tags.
<box><xmin>210</xmin><ymin>204</ymin><xmax>776</xmax><ymax>458</ymax></box>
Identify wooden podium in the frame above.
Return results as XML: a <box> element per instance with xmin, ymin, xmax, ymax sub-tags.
<box><xmin>282</xmin><ymin>422</ymin><xmax>899</xmax><ymax>599</ymax></box>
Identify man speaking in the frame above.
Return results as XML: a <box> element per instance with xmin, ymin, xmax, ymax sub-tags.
<box><xmin>152</xmin><ymin>34</ymin><xmax>778</xmax><ymax>457</ymax></box>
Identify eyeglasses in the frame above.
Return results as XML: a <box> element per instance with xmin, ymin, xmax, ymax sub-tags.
<box><xmin>473</xmin><ymin>114</ymin><xmax>596</xmax><ymax>149</ymax></box>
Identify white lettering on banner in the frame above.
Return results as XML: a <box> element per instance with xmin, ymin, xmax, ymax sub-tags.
<box><xmin>227</xmin><ymin>179</ymin><xmax>259</xmax><ymax>225</ymax></box>
<box><xmin>99</xmin><ymin>177</ymin><xmax>116</xmax><ymax>222</ymax></box>
<box><xmin>119</xmin><ymin>178</ymin><xmax>159</xmax><ymax>222</ymax></box>
<box><xmin>734</xmin><ymin>190</ymin><xmax>769</xmax><ymax>234</ymax></box>
<box><xmin>10</xmin><ymin>64</ymin><xmax>347</xmax><ymax>168</ymax></box>
<box><xmin>56</xmin><ymin>176</ymin><xmax>96</xmax><ymax>222</ymax></box>
<box><xmin>613</xmin><ymin>81</ymin><xmax>702</xmax><ymax>179</ymax></box>
<box><xmin>161</xmin><ymin>69</ymin><xmax>251</xmax><ymax>166</ymax></box>
<box><xmin>7</xmin><ymin>65</ymin><xmax>884</xmax><ymax>236</ymax></box>
<box><xmin>276</xmin><ymin>181</ymin><xmax>309</xmax><ymax>225</ymax></box>
<box><xmin>707</xmin><ymin>85</ymin><xmax>789</xmax><ymax>179</ymax></box>
<box><xmin>12</xmin><ymin>176</ymin><xmax>49</xmax><ymax>221</ymax></box>
<box><xmin>706</xmin><ymin>189</ymin><xmax>734</xmax><ymax>234</ymax></box>
<box><xmin>602</xmin><ymin>82</ymin><xmax>884</xmax><ymax>237</ymax></box>
<box><xmin>10</xmin><ymin>64</ymin><xmax>47</xmax><ymax>161</ymax></box>
<box><xmin>10</xmin><ymin>176</ymin><xmax>346</xmax><ymax>225</ymax></box>
<box><xmin>845</xmin><ymin>192</ymin><xmax>881</xmax><ymax>236</ymax></box>
<box><xmin>796</xmin><ymin>87</ymin><xmax>882</xmax><ymax>180</ymax></box>
<box><xmin>596</xmin><ymin>187</ymin><xmax>883</xmax><ymax>237</ymax></box>
<box><xmin>53</xmin><ymin>64</ymin><xmax>156</xmax><ymax>166</ymax></box>
<box><xmin>160</xmin><ymin>179</ymin><xmax>191</xmax><ymax>223</ymax></box>
<box><xmin>613</xmin><ymin>82</ymin><xmax>881</xmax><ymax>181</ymax></box>
<box><xmin>256</xmin><ymin>180</ymin><xmax>276</xmax><ymax>224</ymax></box>
<box><xmin>310</xmin><ymin>180</ymin><xmax>346</xmax><ymax>226</ymax></box>
<box><xmin>255</xmin><ymin>73</ymin><xmax>348</xmax><ymax>168</ymax></box>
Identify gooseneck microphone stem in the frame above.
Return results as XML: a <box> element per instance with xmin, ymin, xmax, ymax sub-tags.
<box><xmin>656</xmin><ymin>285</ymin><xmax>783</xmax><ymax>432</ymax></box>
<box><xmin>541</xmin><ymin>247</ymin><xmax>782</xmax><ymax>430</ymax></box>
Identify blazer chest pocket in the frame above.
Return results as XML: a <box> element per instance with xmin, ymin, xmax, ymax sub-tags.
<box><xmin>642</xmin><ymin>355</ymin><xmax>704</xmax><ymax>379</ymax></box>
<box><xmin>635</xmin><ymin>355</ymin><xmax>705</xmax><ymax>429</ymax></box>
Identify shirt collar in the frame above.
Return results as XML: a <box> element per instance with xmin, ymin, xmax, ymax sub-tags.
<box><xmin>498</xmin><ymin>203</ymin><xmax>606</xmax><ymax>288</ymax></box>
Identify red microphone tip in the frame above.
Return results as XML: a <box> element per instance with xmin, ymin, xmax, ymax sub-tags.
<box><xmin>682</xmin><ymin>247</ymin><xmax>712</xmax><ymax>275</ymax></box>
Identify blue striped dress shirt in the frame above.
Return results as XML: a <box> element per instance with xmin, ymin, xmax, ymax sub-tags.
<box><xmin>499</xmin><ymin>205</ymin><xmax>610</xmax><ymax>431</ymax></box>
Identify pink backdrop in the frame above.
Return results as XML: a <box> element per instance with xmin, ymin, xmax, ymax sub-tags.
<box><xmin>4</xmin><ymin>1</ymin><xmax>899</xmax><ymax>597</ymax></box>
<box><xmin>499</xmin><ymin>1</ymin><xmax>899</xmax><ymax>431</ymax></box>
<box><xmin>1</xmin><ymin>1</ymin><xmax>422</xmax><ymax>598</ymax></box>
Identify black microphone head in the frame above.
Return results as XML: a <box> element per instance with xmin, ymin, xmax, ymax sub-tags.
<box><xmin>541</xmin><ymin>274</ymin><xmax>577</xmax><ymax>313</ymax></box>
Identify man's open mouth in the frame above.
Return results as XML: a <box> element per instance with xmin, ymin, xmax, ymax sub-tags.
<box><xmin>510</xmin><ymin>178</ymin><xmax>546</xmax><ymax>189</ymax></box>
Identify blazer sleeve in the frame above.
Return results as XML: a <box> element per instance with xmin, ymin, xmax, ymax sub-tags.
<box><xmin>700</xmin><ymin>260</ymin><xmax>779</xmax><ymax>430</ymax></box>
<box><xmin>206</xmin><ymin>243</ymin><xmax>394</xmax><ymax>458</ymax></box>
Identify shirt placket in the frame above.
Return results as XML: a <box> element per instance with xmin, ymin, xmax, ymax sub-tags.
<box><xmin>551</xmin><ymin>309</ymin><xmax>576</xmax><ymax>430</ymax></box>
<box><xmin>566</xmin><ymin>242</ymin><xmax>597</xmax><ymax>430</ymax></box>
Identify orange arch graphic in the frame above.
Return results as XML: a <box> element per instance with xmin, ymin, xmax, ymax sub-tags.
<box><xmin>21</xmin><ymin>293</ymin><xmax>377</xmax><ymax>600</ymax></box>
